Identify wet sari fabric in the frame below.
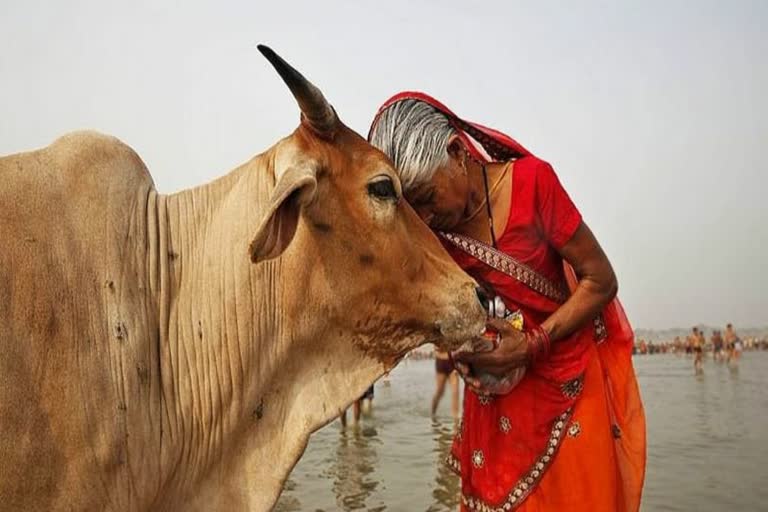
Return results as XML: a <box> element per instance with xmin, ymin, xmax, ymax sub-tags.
<box><xmin>369</xmin><ymin>92</ymin><xmax>645</xmax><ymax>511</ymax></box>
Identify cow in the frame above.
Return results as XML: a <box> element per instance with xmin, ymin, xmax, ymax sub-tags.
<box><xmin>0</xmin><ymin>46</ymin><xmax>485</xmax><ymax>511</ymax></box>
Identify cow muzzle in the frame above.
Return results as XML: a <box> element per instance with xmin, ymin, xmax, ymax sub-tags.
<box><xmin>434</xmin><ymin>282</ymin><xmax>487</xmax><ymax>351</ymax></box>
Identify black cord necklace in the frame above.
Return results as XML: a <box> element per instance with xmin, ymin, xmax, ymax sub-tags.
<box><xmin>481</xmin><ymin>163</ymin><xmax>498</xmax><ymax>248</ymax></box>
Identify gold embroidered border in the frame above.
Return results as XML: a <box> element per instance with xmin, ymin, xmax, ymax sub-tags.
<box><xmin>439</xmin><ymin>232</ymin><xmax>569</xmax><ymax>304</ymax></box>
<box><xmin>451</xmin><ymin>408</ymin><xmax>574</xmax><ymax>512</ymax></box>
<box><xmin>440</xmin><ymin>231</ymin><xmax>610</xmax><ymax>341</ymax></box>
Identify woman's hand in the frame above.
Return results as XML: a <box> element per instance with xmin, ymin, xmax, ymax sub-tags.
<box><xmin>452</xmin><ymin>318</ymin><xmax>529</xmax><ymax>384</ymax></box>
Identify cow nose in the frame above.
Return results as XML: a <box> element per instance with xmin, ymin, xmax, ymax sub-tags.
<box><xmin>475</xmin><ymin>285</ymin><xmax>491</xmax><ymax>313</ymax></box>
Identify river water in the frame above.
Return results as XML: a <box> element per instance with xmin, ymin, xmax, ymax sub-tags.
<box><xmin>275</xmin><ymin>352</ymin><xmax>768</xmax><ymax>511</ymax></box>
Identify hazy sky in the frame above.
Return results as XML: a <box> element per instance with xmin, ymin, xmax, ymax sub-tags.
<box><xmin>1</xmin><ymin>0</ymin><xmax>766</xmax><ymax>329</ymax></box>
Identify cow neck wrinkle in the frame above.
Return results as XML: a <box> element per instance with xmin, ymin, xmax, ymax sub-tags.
<box><xmin>155</xmin><ymin>154</ymin><xmax>288</xmax><ymax>482</ymax></box>
<box><xmin>150</xmin><ymin>150</ymin><xmax>383</xmax><ymax>504</ymax></box>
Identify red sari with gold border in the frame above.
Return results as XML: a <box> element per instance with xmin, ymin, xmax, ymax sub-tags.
<box><xmin>369</xmin><ymin>93</ymin><xmax>646</xmax><ymax>511</ymax></box>
<box><xmin>444</xmin><ymin>155</ymin><xmax>645</xmax><ymax>512</ymax></box>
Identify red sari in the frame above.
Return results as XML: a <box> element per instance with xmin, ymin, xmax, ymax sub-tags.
<box><xmin>370</xmin><ymin>93</ymin><xmax>646</xmax><ymax>511</ymax></box>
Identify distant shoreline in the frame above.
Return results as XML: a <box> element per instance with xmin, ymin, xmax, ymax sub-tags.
<box><xmin>635</xmin><ymin>325</ymin><xmax>768</xmax><ymax>342</ymax></box>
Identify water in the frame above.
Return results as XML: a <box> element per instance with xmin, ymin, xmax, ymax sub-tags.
<box><xmin>275</xmin><ymin>353</ymin><xmax>768</xmax><ymax>511</ymax></box>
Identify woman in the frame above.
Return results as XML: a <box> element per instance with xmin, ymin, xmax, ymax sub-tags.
<box><xmin>368</xmin><ymin>93</ymin><xmax>646</xmax><ymax>511</ymax></box>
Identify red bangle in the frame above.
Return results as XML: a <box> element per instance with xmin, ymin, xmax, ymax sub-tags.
<box><xmin>527</xmin><ymin>325</ymin><xmax>551</xmax><ymax>364</ymax></box>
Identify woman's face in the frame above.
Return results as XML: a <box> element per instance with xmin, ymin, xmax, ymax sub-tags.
<box><xmin>405</xmin><ymin>149</ymin><xmax>470</xmax><ymax>231</ymax></box>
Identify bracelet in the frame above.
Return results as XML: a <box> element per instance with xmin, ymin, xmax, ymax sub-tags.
<box><xmin>526</xmin><ymin>325</ymin><xmax>551</xmax><ymax>364</ymax></box>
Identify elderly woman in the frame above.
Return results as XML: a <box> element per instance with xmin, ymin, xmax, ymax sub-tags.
<box><xmin>368</xmin><ymin>93</ymin><xmax>645</xmax><ymax>512</ymax></box>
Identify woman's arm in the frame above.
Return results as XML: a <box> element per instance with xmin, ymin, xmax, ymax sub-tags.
<box><xmin>541</xmin><ymin>221</ymin><xmax>617</xmax><ymax>341</ymax></box>
<box><xmin>453</xmin><ymin>221</ymin><xmax>616</xmax><ymax>385</ymax></box>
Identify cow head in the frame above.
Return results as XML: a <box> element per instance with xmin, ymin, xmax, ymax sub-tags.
<box><xmin>249</xmin><ymin>46</ymin><xmax>485</xmax><ymax>366</ymax></box>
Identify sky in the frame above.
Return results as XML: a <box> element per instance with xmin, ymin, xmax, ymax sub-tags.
<box><xmin>1</xmin><ymin>0</ymin><xmax>766</xmax><ymax>329</ymax></box>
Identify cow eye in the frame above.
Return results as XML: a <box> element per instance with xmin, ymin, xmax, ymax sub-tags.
<box><xmin>367</xmin><ymin>176</ymin><xmax>398</xmax><ymax>201</ymax></box>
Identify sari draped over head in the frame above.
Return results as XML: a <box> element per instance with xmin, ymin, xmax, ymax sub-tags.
<box><xmin>369</xmin><ymin>93</ymin><xmax>646</xmax><ymax>511</ymax></box>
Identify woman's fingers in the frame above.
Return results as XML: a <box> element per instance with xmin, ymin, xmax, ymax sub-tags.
<box><xmin>465</xmin><ymin>378</ymin><xmax>489</xmax><ymax>395</ymax></box>
<box><xmin>453</xmin><ymin>350</ymin><xmax>508</xmax><ymax>375</ymax></box>
<box><xmin>471</xmin><ymin>337</ymin><xmax>496</xmax><ymax>352</ymax></box>
<box><xmin>455</xmin><ymin>344</ymin><xmax>528</xmax><ymax>374</ymax></box>
<box><xmin>486</xmin><ymin>317</ymin><xmax>512</xmax><ymax>334</ymax></box>
<box><xmin>452</xmin><ymin>349</ymin><xmax>491</xmax><ymax>366</ymax></box>
<box><xmin>454</xmin><ymin>362</ymin><xmax>471</xmax><ymax>378</ymax></box>
<box><xmin>454</xmin><ymin>362</ymin><xmax>491</xmax><ymax>395</ymax></box>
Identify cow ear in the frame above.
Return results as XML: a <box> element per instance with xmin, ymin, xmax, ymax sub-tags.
<box><xmin>249</xmin><ymin>165</ymin><xmax>317</xmax><ymax>263</ymax></box>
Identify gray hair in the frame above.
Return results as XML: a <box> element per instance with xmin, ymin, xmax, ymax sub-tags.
<box><xmin>369</xmin><ymin>99</ymin><xmax>457</xmax><ymax>193</ymax></box>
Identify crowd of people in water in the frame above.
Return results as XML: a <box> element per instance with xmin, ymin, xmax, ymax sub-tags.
<box><xmin>635</xmin><ymin>324</ymin><xmax>766</xmax><ymax>374</ymax></box>
<box><xmin>634</xmin><ymin>324</ymin><xmax>767</xmax><ymax>355</ymax></box>
<box><xmin>402</xmin><ymin>324</ymin><xmax>768</xmax><ymax>361</ymax></box>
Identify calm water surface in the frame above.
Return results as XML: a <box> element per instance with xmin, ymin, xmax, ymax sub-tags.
<box><xmin>275</xmin><ymin>353</ymin><xmax>768</xmax><ymax>511</ymax></box>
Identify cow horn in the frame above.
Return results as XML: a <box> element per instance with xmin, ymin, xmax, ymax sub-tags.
<box><xmin>258</xmin><ymin>44</ymin><xmax>338</xmax><ymax>138</ymax></box>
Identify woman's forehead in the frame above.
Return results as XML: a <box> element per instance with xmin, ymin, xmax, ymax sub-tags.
<box><xmin>405</xmin><ymin>181</ymin><xmax>434</xmax><ymax>199</ymax></box>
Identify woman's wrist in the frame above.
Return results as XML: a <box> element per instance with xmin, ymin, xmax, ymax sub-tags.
<box><xmin>526</xmin><ymin>325</ymin><xmax>551</xmax><ymax>364</ymax></box>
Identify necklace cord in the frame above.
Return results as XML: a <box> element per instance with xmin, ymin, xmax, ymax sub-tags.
<box><xmin>463</xmin><ymin>161</ymin><xmax>510</xmax><ymax>224</ymax></box>
<box><xmin>481</xmin><ymin>164</ymin><xmax>498</xmax><ymax>248</ymax></box>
